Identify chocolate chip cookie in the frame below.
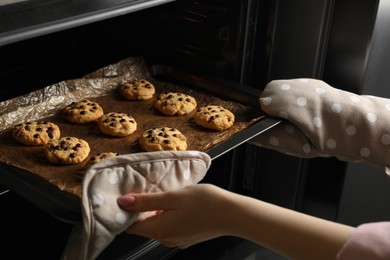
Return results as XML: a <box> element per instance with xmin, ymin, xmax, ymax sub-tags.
<box><xmin>119</xmin><ymin>79</ymin><xmax>155</xmax><ymax>100</ymax></box>
<box><xmin>88</xmin><ymin>152</ymin><xmax>119</xmax><ymax>164</ymax></box>
<box><xmin>44</xmin><ymin>136</ymin><xmax>90</xmax><ymax>164</ymax></box>
<box><xmin>12</xmin><ymin>121</ymin><xmax>60</xmax><ymax>146</ymax></box>
<box><xmin>154</xmin><ymin>92</ymin><xmax>197</xmax><ymax>116</ymax></box>
<box><xmin>63</xmin><ymin>99</ymin><xmax>104</xmax><ymax>124</ymax></box>
<box><xmin>97</xmin><ymin>112</ymin><xmax>137</xmax><ymax>137</ymax></box>
<box><xmin>194</xmin><ymin>105</ymin><xmax>235</xmax><ymax>131</ymax></box>
<box><xmin>139</xmin><ymin>127</ymin><xmax>187</xmax><ymax>151</ymax></box>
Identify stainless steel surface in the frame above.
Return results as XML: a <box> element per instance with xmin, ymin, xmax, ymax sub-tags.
<box><xmin>0</xmin><ymin>0</ymin><xmax>176</xmax><ymax>47</ymax></box>
<box><xmin>337</xmin><ymin>0</ymin><xmax>390</xmax><ymax>226</ymax></box>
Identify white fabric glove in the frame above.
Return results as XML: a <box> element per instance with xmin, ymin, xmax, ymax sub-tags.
<box><xmin>61</xmin><ymin>150</ymin><xmax>211</xmax><ymax>260</ymax></box>
<box><xmin>250</xmin><ymin>78</ymin><xmax>390</xmax><ymax>171</ymax></box>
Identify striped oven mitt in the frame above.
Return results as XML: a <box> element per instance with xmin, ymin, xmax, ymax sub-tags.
<box><xmin>61</xmin><ymin>150</ymin><xmax>211</xmax><ymax>260</ymax></box>
<box><xmin>250</xmin><ymin>78</ymin><xmax>390</xmax><ymax>173</ymax></box>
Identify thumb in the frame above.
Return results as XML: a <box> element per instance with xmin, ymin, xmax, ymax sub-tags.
<box><xmin>117</xmin><ymin>192</ymin><xmax>169</xmax><ymax>212</ymax></box>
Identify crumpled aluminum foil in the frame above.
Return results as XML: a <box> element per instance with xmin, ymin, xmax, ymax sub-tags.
<box><xmin>0</xmin><ymin>57</ymin><xmax>150</xmax><ymax>133</ymax></box>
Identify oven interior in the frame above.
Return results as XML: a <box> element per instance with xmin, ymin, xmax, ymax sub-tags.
<box><xmin>3</xmin><ymin>0</ymin><xmax>376</xmax><ymax>259</ymax></box>
<box><xmin>0</xmin><ymin>0</ymin><xmax>281</xmax><ymax>259</ymax></box>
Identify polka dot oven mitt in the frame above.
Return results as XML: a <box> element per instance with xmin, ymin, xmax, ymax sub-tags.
<box><xmin>250</xmin><ymin>78</ymin><xmax>390</xmax><ymax>171</ymax></box>
<box><xmin>61</xmin><ymin>150</ymin><xmax>211</xmax><ymax>260</ymax></box>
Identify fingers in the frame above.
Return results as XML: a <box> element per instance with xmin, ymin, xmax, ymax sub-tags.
<box><xmin>118</xmin><ymin>192</ymin><xmax>171</xmax><ymax>239</ymax></box>
<box><xmin>125</xmin><ymin>214</ymin><xmax>161</xmax><ymax>236</ymax></box>
<box><xmin>117</xmin><ymin>191</ymin><xmax>172</xmax><ymax>212</ymax></box>
<box><xmin>125</xmin><ymin>213</ymin><xmax>199</xmax><ymax>249</ymax></box>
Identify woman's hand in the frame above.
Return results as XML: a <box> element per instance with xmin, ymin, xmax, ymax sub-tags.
<box><xmin>118</xmin><ymin>183</ymin><xmax>354</xmax><ymax>259</ymax></box>
<box><xmin>117</xmin><ymin>184</ymin><xmax>235</xmax><ymax>249</ymax></box>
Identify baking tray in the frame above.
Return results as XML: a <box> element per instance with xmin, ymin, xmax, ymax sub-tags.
<box><xmin>149</xmin><ymin>64</ymin><xmax>281</xmax><ymax>159</ymax></box>
<box><xmin>0</xmin><ymin>57</ymin><xmax>280</xmax><ymax>223</ymax></box>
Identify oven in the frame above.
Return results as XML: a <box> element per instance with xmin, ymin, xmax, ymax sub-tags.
<box><xmin>0</xmin><ymin>0</ymin><xmax>384</xmax><ymax>259</ymax></box>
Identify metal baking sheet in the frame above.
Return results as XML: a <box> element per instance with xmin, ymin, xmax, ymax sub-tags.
<box><xmin>0</xmin><ymin>57</ymin><xmax>280</xmax><ymax>223</ymax></box>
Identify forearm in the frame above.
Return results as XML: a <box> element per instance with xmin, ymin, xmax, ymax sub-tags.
<box><xmin>223</xmin><ymin>192</ymin><xmax>355</xmax><ymax>260</ymax></box>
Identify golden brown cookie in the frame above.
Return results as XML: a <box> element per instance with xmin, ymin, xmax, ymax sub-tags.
<box><xmin>44</xmin><ymin>136</ymin><xmax>90</xmax><ymax>164</ymax></box>
<box><xmin>12</xmin><ymin>121</ymin><xmax>60</xmax><ymax>146</ymax></box>
<box><xmin>194</xmin><ymin>105</ymin><xmax>235</xmax><ymax>131</ymax></box>
<box><xmin>139</xmin><ymin>127</ymin><xmax>187</xmax><ymax>152</ymax></box>
<box><xmin>154</xmin><ymin>92</ymin><xmax>197</xmax><ymax>116</ymax></box>
<box><xmin>88</xmin><ymin>152</ymin><xmax>119</xmax><ymax>164</ymax></box>
<box><xmin>97</xmin><ymin>112</ymin><xmax>137</xmax><ymax>137</ymax></box>
<box><xmin>119</xmin><ymin>79</ymin><xmax>155</xmax><ymax>100</ymax></box>
<box><xmin>63</xmin><ymin>99</ymin><xmax>104</xmax><ymax>124</ymax></box>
